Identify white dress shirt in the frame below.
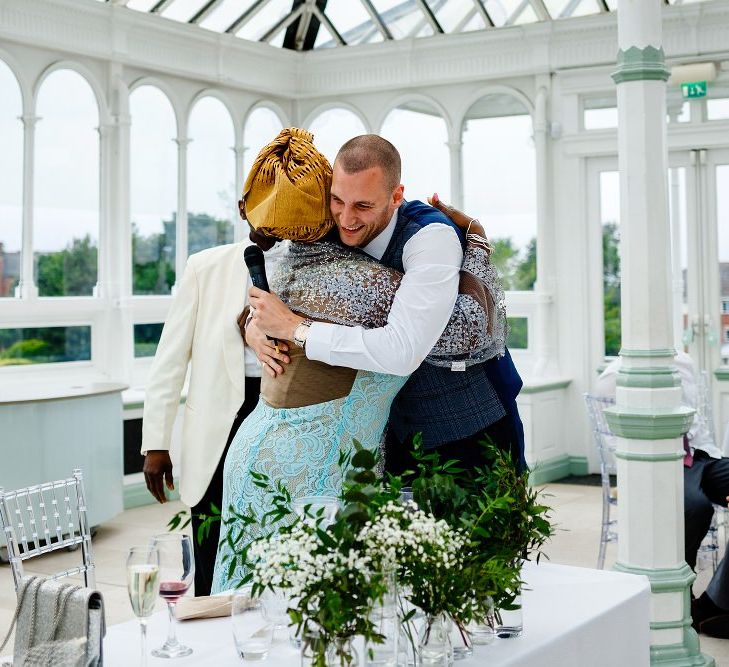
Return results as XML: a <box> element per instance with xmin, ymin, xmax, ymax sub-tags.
<box><xmin>305</xmin><ymin>210</ymin><xmax>463</xmax><ymax>376</ymax></box>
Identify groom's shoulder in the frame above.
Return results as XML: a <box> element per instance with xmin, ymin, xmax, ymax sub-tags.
<box><xmin>399</xmin><ymin>200</ymin><xmax>463</xmax><ymax>241</ymax></box>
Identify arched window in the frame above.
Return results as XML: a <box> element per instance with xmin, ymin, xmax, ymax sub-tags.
<box><xmin>187</xmin><ymin>96</ymin><xmax>236</xmax><ymax>255</ymax></box>
<box><xmin>380</xmin><ymin>102</ymin><xmax>450</xmax><ymax>203</ymax></box>
<box><xmin>130</xmin><ymin>85</ymin><xmax>177</xmax><ymax>295</ymax></box>
<box><xmin>34</xmin><ymin>69</ymin><xmax>99</xmax><ymax>296</ymax></box>
<box><xmin>243</xmin><ymin>106</ymin><xmax>284</xmax><ymax>178</ymax></box>
<box><xmin>307</xmin><ymin>108</ymin><xmax>367</xmax><ymax>165</ymax></box>
<box><xmin>0</xmin><ymin>61</ymin><xmax>22</xmax><ymax>298</ymax></box>
<box><xmin>463</xmin><ymin>94</ymin><xmax>537</xmax><ymax>291</ymax></box>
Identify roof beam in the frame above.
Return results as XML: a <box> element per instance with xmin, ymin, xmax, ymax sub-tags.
<box><xmin>359</xmin><ymin>0</ymin><xmax>393</xmax><ymax>40</ymax></box>
<box><xmin>559</xmin><ymin>0</ymin><xmax>584</xmax><ymax>18</ymax></box>
<box><xmin>189</xmin><ymin>0</ymin><xmax>224</xmax><ymax>24</ymax></box>
<box><xmin>505</xmin><ymin>0</ymin><xmax>531</xmax><ymax>25</ymax></box>
<box><xmin>596</xmin><ymin>0</ymin><xmax>610</xmax><ymax>11</ymax></box>
<box><xmin>260</xmin><ymin>4</ymin><xmax>306</xmax><ymax>42</ymax></box>
<box><xmin>529</xmin><ymin>0</ymin><xmax>551</xmax><ymax>21</ymax></box>
<box><xmin>312</xmin><ymin>4</ymin><xmax>346</xmax><ymax>45</ymax></box>
<box><xmin>225</xmin><ymin>0</ymin><xmax>273</xmax><ymax>34</ymax></box>
<box><xmin>454</xmin><ymin>6</ymin><xmax>476</xmax><ymax>32</ymax></box>
<box><xmin>292</xmin><ymin>0</ymin><xmax>315</xmax><ymax>50</ymax></box>
<box><xmin>471</xmin><ymin>0</ymin><xmax>495</xmax><ymax>27</ymax></box>
<box><xmin>413</xmin><ymin>0</ymin><xmax>443</xmax><ymax>34</ymax></box>
<box><xmin>149</xmin><ymin>0</ymin><xmax>176</xmax><ymax>14</ymax></box>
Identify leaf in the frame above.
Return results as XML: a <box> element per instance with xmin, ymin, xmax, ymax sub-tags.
<box><xmin>351</xmin><ymin>448</ymin><xmax>376</xmax><ymax>469</ymax></box>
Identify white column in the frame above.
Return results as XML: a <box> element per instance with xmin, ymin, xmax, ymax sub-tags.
<box><xmin>233</xmin><ymin>143</ymin><xmax>246</xmax><ymax>243</ymax></box>
<box><xmin>532</xmin><ymin>82</ymin><xmax>558</xmax><ymax>378</ymax></box>
<box><xmin>607</xmin><ymin>1</ymin><xmax>710</xmax><ymax>665</ymax></box>
<box><xmin>16</xmin><ymin>114</ymin><xmax>39</xmax><ymax>299</ymax></box>
<box><xmin>174</xmin><ymin>136</ymin><xmax>191</xmax><ymax>290</ymax></box>
<box><xmin>446</xmin><ymin>138</ymin><xmax>463</xmax><ymax>210</ymax></box>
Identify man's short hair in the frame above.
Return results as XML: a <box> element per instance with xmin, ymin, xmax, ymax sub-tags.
<box><xmin>334</xmin><ymin>135</ymin><xmax>401</xmax><ymax>191</ymax></box>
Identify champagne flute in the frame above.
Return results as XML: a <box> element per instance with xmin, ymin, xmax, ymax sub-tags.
<box><xmin>126</xmin><ymin>545</ymin><xmax>160</xmax><ymax>667</ymax></box>
<box><xmin>151</xmin><ymin>533</ymin><xmax>195</xmax><ymax>658</ymax></box>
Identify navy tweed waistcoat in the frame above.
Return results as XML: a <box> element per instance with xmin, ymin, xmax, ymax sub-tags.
<box><xmin>380</xmin><ymin>200</ymin><xmax>508</xmax><ymax>449</ymax></box>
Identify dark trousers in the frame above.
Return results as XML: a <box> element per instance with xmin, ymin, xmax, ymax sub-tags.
<box><xmin>384</xmin><ymin>413</ymin><xmax>521</xmax><ymax>479</ymax></box>
<box><xmin>191</xmin><ymin>377</ymin><xmax>260</xmax><ymax>597</ymax></box>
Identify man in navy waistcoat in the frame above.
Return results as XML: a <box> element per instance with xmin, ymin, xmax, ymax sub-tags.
<box><xmin>248</xmin><ymin>134</ymin><xmax>525</xmax><ymax>472</ymax></box>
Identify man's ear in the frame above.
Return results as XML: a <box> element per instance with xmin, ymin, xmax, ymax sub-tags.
<box><xmin>392</xmin><ymin>184</ymin><xmax>405</xmax><ymax>208</ymax></box>
<box><xmin>238</xmin><ymin>199</ymin><xmax>247</xmax><ymax>221</ymax></box>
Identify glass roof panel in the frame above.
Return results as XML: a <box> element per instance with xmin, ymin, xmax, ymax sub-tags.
<box><xmin>113</xmin><ymin>0</ymin><xmax>720</xmax><ymax>50</ymax></box>
<box><xmin>325</xmin><ymin>0</ymin><xmax>373</xmax><ymax>37</ymax></box>
<box><xmin>512</xmin><ymin>4</ymin><xmax>539</xmax><ymax>25</ymax></box>
<box><xmin>236</xmin><ymin>0</ymin><xmax>292</xmax><ymax>41</ymax></box>
<box><xmin>199</xmin><ymin>0</ymin><xmax>260</xmax><ymax>32</ymax></box>
<box><xmin>425</xmin><ymin>0</ymin><xmax>475</xmax><ymax>33</ymax></box>
<box><xmin>127</xmin><ymin>0</ymin><xmax>160</xmax><ymax>13</ymax></box>
<box><xmin>161</xmin><ymin>0</ymin><xmax>207</xmax><ymax>23</ymax></box>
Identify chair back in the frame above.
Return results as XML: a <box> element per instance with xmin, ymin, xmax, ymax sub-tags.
<box><xmin>0</xmin><ymin>469</ymin><xmax>95</xmax><ymax>590</ymax></box>
<box><xmin>584</xmin><ymin>394</ymin><xmax>617</xmax><ymax>477</ymax></box>
<box><xmin>696</xmin><ymin>369</ymin><xmax>717</xmax><ymax>444</ymax></box>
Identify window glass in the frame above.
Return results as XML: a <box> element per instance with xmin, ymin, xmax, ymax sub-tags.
<box><xmin>34</xmin><ymin>70</ymin><xmax>99</xmax><ymax>297</ymax></box>
<box><xmin>599</xmin><ymin>171</ymin><xmax>621</xmax><ymax>357</ymax></box>
<box><xmin>0</xmin><ymin>61</ymin><xmax>22</xmax><ymax>298</ymax></box>
<box><xmin>707</xmin><ymin>98</ymin><xmax>729</xmax><ymax>121</ymax></box>
<box><xmin>187</xmin><ymin>97</ymin><xmax>236</xmax><ymax>255</ymax></box>
<box><xmin>463</xmin><ymin>94</ymin><xmax>536</xmax><ymax>290</ymax></box>
<box><xmin>506</xmin><ymin>317</ymin><xmax>528</xmax><ymax>349</ymax></box>
<box><xmin>380</xmin><ymin>103</ymin><xmax>450</xmax><ymax>204</ymax></box>
<box><xmin>130</xmin><ymin>86</ymin><xmax>177</xmax><ymax>295</ymax></box>
<box><xmin>307</xmin><ymin>108</ymin><xmax>367</xmax><ymax>165</ymax></box>
<box><xmin>243</xmin><ymin>107</ymin><xmax>285</xmax><ymax>178</ymax></box>
<box><xmin>0</xmin><ymin>326</ymin><xmax>91</xmax><ymax>365</ymax></box>
<box><xmin>134</xmin><ymin>322</ymin><xmax>164</xmax><ymax>358</ymax></box>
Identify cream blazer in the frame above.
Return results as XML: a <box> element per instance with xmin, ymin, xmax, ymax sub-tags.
<box><xmin>141</xmin><ymin>241</ymin><xmax>249</xmax><ymax>508</ymax></box>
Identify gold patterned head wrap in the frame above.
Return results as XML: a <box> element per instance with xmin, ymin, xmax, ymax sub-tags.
<box><xmin>242</xmin><ymin>127</ymin><xmax>334</xmax><ymax>242</ymax></box>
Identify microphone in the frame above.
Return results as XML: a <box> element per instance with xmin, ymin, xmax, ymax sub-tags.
<box><xmin>244</xmin><ymin>245</ymin><xmax>270</xmax><ymax>292</ymax></box>
<box><xmin>244</xmin><ymin>245</ymin><xmax>279</xmax><ymax>353</ymax></box>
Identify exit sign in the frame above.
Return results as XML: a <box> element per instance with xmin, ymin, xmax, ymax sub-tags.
<box><xmin>682</xmin><ymin>81</ymin><xmax>707</xmax><ymax>99</ymax></box>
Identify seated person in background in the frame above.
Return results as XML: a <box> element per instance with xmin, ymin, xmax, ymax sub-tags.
<box><xmin>596</xmin><ymin>351</ymin><xmax>729</xmax><ymax>639</ymax></box>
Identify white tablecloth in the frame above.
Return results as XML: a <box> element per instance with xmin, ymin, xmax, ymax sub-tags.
<box><xmin>103</xmin><ymin>562</ymin><xmax>650</xmax><ymax>667</ymax></box>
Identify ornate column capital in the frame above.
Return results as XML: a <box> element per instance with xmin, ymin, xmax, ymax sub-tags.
<box><xmin>19</xmin><ymin>114</ymin><xmax>40</xmax><ymax>128</ymax></box>
<box><xmin>612</xmin><ymin>45</ymin><xmax>670</xmax><ymax>84</ymax></box>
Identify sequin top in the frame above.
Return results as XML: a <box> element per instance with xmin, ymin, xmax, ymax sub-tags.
<box><xmin>270</xmin><ymin>239</ymin><xmax>507</xmax><ymax>368</ymax></box>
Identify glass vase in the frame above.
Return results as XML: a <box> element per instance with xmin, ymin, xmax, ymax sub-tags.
<box><xmin>326</xmin><ymin>637</ymin><xmax>360</xmax><ymax>666</ymax></box>
<box><xmin>451</xmin><ymin>620</ymin><xmax>473</xmax><ymax>660</ymax></box>
<box><xmin>417</xmin><ymin>613</ymin><xmax>453</xmax><ymax>667</ymax></box>
<box><xmin>470</xmin><ymin>597</ymin><xmax>496</xmax><ymax>646</ymax></box>
<box><xmin>496</xmin><ymin>592</ymin><xmax>523</xmax><ymax>638</ymax></box>
<box><xmin>365</xmin><ymin>576</ymin><xmax>398</xmax><ymax>667</ymax></box>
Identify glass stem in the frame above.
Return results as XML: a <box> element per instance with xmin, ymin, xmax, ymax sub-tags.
<box><xmin>140</xmin><ymin>619</ymin><xmax>148</xmax><ymax>667</ymax></box>
<box><xmin>166</xmin><ymin>601</ymin><xmax>178</xmax><ymax>647</ymax></box>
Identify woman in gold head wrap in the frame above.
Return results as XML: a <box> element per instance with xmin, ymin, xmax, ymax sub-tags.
<box><xmin>211</xmin><ymin>128</ymin><xmax>506</xmax><ymax>592</ymax></box>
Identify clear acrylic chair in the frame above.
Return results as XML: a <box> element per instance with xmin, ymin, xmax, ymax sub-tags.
<box><xmin>0</xmin><ymin>469</ymin><xmax>95</xmax><ymax>590</ymax></box>
<box><xmin>584</xmin><ymin>393</ymin><xmax>618</xmax><ymax>569</ymax></box>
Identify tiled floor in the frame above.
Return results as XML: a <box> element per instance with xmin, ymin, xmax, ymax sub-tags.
<box><xmin>2</xmin><ymin>483</ymin><xmax>728</xmax><ymax>665</ymax></box>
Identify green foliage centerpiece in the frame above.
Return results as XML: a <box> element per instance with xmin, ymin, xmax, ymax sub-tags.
<box><xmin>215</xmin><ymin>439</ymin><xmax>552</xmax><ymax>666</ymax></box>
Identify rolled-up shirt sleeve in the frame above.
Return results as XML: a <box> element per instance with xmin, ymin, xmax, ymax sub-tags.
<box><xmin>305</xmin><ymin>224</ymin><xmax>462</xmax><ymax>375</ymax></box>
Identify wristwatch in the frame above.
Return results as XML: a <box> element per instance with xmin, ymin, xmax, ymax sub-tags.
<box><xmin>293</xmin><ymin>319</ymin><xmax>313</xmax><ymax>349</ymax></box>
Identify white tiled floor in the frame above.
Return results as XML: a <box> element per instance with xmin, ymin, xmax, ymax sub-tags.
<box><xmin>2</xmin><ymin>483</ymin><xmax>728</xmax><ymax>665</ymax></box>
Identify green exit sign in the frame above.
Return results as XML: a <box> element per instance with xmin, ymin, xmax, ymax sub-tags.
<box><xmin>681</xmin><ymin>81</ymin><xmax>707</xmax><ymax>99</ymax></box>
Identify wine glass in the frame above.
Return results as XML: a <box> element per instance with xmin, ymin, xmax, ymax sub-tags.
<box><xmin>151</xmin><ymin>533</ymin><xmax>195</xmax><ymax>658</ymax></box>
<box><xmin>126</xmin><ymin>545</ymin><xmax>160</xmax><ymax>667</ymax></box>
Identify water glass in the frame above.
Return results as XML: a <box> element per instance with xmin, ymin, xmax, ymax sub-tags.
<box><xmin>261</xmin><ymin>587</ymin><xmax>290</xmax><ymax>631</ymax></box>
<box><xmin>496</xmin><ymin>593</ymin><xmax>523</xmax><ymax>638</ymax></box>
<box><xmin>232</xmin><ymin>590</ymin><xmax>274</xmax><ymax>662</ymax></box>
<box><xmin>126</xmin><ymin>545</ymin><xmax>160</xmax><ymax>667</ymax></box>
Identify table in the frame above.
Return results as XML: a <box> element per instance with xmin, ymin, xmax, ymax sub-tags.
<box><xmin>104</xmin><ymin>562</ymin><xmax>651</xmax><ymax>666</ymax></box>
<box><xmin>0</xmin><ymin>381</ymin><xmax>126</xmax><ymax>543</ymax></box>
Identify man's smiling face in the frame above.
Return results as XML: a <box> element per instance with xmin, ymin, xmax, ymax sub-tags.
<box><xmin>330</xmin><ymin>162</ymin><xmax>404</xmax><ymax>248</ymax></box>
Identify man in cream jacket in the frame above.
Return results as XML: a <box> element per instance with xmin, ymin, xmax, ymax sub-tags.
<box><xmin>141</xmin><ymin>235</ymin><xmax>279</xmax><ymax>595</ymax></box>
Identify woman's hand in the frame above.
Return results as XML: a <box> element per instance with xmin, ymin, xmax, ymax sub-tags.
<box><xmin>245</xmin><ymin>319</ymin><xmax>290</xmax><ymax>378</ymax></box>
<box><xmin>249</xmin><ymin>287</ymin><xmax>305</xmax><ymax>341</ymax></box>
<box><xmin>427</xmin><ymin>192</ymin><xmax>485</xmax><ymax>237</ymax></box>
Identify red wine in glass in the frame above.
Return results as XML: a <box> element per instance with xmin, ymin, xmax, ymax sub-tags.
<box><xmin>159</xmin><ymin>580</ymin><xmax>190</xmax><ymax>603</ymax></box>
